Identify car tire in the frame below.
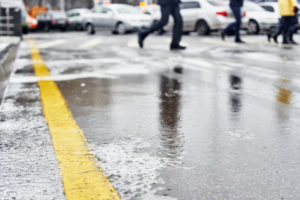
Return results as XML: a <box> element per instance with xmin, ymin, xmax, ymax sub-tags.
<box><xmin>86</xmin><ymin>24</ymin><xmax>95</xmax><ymax>35</ymax></box>
<box><xmin>111</xmin><ymin>30</ymin><xmax>118</xmax><ymax>34</ymax></box>
<box><xmin>196</xmin><ymin>20</ymin><xmax>210</xmax><ymax>36</ymax></box>
<box><xmin>116</xmin><ymin>22</ymin><xmax>126</xmax><ymax>35</ymax></box>
<box><xmin>247</xmin><ymin>20</ymin><xmax>260</xmax><ymax>35</ymax></box>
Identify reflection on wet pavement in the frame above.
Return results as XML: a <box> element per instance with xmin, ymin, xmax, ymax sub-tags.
<box><xmin>277</xmin><ymin>78</ymin><xmax>292</xmax><ymax>105</ymax></box>
<box><xmin>159</xmin><ymin>75</ymin><xmax>184</xmax><ymax>164</ymax></box>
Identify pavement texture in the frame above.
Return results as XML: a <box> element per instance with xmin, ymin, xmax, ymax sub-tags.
<box><xmin>1</xmin><ymin>32</ymin><xmax>300</xmax><ymax>200</ymax></box>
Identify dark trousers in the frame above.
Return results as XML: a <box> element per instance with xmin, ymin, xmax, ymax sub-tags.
<box><xmin>223</xmin><ymin>5</ymin><xmax>242</xmax><ymax>41</ymax></box>
<box><xmin>271</xmin><ymin>15</ymin><xmax>298</xmax><ymax>38</ymax></box>
<box><xmin>271</xmin><ymin>18</ymin><xmax>283</xmax><ymax>37</ymax></box>
<box><xmin>282</xmin><ymin>16</ymin><xmax>294</xmax><ymax>42</ymax></box>
<box><xmin>143</xmin><ymin>5</ymin><xmax>183</xmax><ymax>46</ymax></box>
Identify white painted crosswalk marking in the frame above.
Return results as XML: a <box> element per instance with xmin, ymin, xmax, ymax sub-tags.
<box><xmin>127</xmin><ymin>38</ymin><xmax>139</xmax><ymax>47</ymax></box>
<box><xmin>165</xmin><ymin>38</ymin><xmax>189</xmax><ymax>46</ymax></box>
<box><xmin>37</xmin><ymin>39</ymin><xmax>66</xmax><ymax>49</ymax></box>
<box><xmin>79</xmin><ymin>38</ymin><xmax>102</xmax><ymax>49</ymax></box>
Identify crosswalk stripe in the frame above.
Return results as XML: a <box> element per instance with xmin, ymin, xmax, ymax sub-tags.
<box><xmin>37</xmin><ymin>39</ymin><xmax>66</xmax><ymax>49</ymax></box>
<box><xmin>127</xmin><ymin>38</ymin><xmax>139</xmax><ymax>47</ymax></box>
<box><xmin>29</xmin><ymin>40</ymin><xmax>120</xmax><ymax>200</ymax></box>
<box><xmin>165</xmin><ymin>38</ymin><xmax>189</xmax><ymax>46</ymax></box>
<box><xmin>79</xmin><ymin>38</ymin><xmax>102</xmax><ymax>49</ymax></box>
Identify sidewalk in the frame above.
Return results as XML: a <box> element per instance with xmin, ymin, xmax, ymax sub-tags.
<box><xmin>0</xmin><ymin>36</ymin><xmax>20</xmax><ymax>101</ymax></box>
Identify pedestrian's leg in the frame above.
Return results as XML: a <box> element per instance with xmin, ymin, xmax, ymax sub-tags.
<box><xmin>231</xmin><ymin>6</ymin><xmax>242</xmax><ymax>42</ymax></box>
<box><xmin>288</xmin><ymin>26</ymin><xmax>297</xmax><ymax>44</ymax></box>
<box><xmin>271</xmin><ymin>18</ymin><xmax>283</xmax><ymax>43</ymax></box>
<box><xmin>282</xmin><ymin>17</ymin><xmax>292</xmax><ymax>44</ymax></box>
<box><xmin>146</xmin><ymin>6</ymin><xmax>171</xmax><ymax>33</ymax></box>
<box><xmin>289</xmin><ymin>15</ymin><xmax>298</xmax><ymax>44</ymax></box>
<box><xmin>222</xmin><ymin>5</ymin><xmax>238</xmax><ymax>41</ymax></box>
<box><xmin>170</xmin><ymin>5</ymin><xmax>183</xmax><ymax>48</ymax></box>
<box><xmin>138</xmin><ymin>5</ymin><xmax>171</xmax><ymax>48</ymax></box>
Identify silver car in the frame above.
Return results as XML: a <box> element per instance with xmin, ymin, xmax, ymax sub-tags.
<box><xmin>174</xmin><ymin>0</ymin><xmax>243</xmax><ymax>35</ymax></box>
<box><xmin>242</xmin><ymin>1</ymin><xmax>279</xmax><ymax>34</ymax></box>
<box><xmin>84</xmin><ymin>4</ymin><xmax>152</xmax><ymax>35</ymax></box>
<box><xmin>67</xmin><ymin>8</ymin><xmax>89</xmax><ymax>30</ymax></box>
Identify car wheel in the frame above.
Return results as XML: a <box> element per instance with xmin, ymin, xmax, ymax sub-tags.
<box><xmin>247</xmin><ymin>20</ymin><xmax>260</xmax><ymax>35</ymax></box>
<box><xmin>86</xmin><ymin>24</ymin><xmax>95</xmax><ymax>35</ymax></box>
<box><xmin>196</xmin><ymin>20</ymin><xmax>210</xmax><ymax>36</ymax></box>
<box><xmin>116</xmin><ymin>23</ymin><xmax>126</xmax><ymax>35</ymax></box>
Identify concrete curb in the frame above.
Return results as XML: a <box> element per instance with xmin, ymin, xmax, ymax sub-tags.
<box><xmin>0</xmin><ymin>37</ymin><xmax>20</xmax><ymax>101</ymax></box>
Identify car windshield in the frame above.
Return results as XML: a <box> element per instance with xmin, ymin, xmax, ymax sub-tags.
<box><xmin>207</xmin><ymin>0</ymin><xmax>227</xmax><ymax>6</ymax></box>
<box><xmin>260</xmin><ymin>5</ymin><xmax>275</xmax><ymax>12</ymax></box>
<box><xmin>114</xmin><ymin>5</ymin><xmax>140</xmax><ymax>14</ymax></box>
<box><xmin>244</xmin><ymin>1</ymin><xmax>265</xmax><ymax>11</ymax></box>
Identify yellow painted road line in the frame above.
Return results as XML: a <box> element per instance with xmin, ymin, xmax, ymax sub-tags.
<box><xmin>29</xmin><ymin>40</ymin><xmax>120</xmax><ymax>200</ymax></box>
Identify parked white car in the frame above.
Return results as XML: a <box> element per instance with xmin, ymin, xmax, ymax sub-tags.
<box><xmin>259</xmin><ymin>2</ymin><xmax>280</xmax><ymax>17</ymax></box>
<box><xmin>67</xmin><ymin>8</ymin><xmax>89</xmax><ymax>30</ymax></box>
<box><xmin>242</xmin><ymin>0</ymin><xmax>279</xmax><ymax>34</ymax></box>
<box><xmin>165</xmin><ymin>0</ymin><xmax>245</xmax><ymax>35</ymax></box>
<box><xmin>142</xmin><ymin>5</ymin><xmax>161</xmax><ymax>24</ymax></box>
<box><xmin>84</xmin><ymin>4</ymin><xmax>152</xmax><ymax>35</ymax></box>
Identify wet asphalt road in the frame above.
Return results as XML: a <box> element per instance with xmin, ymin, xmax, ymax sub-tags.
<box><xmin>1</xmin><ymin>31</ymin><xmax>300</xmax><ymax>200</ymax></box>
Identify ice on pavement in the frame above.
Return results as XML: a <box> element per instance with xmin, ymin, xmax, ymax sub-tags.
<box><xmin>93</xmin><ymin>137</ymin><xmax>178</xmax><ymax>200</ymax></box>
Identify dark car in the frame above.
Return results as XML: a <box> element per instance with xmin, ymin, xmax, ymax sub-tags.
<box><xmin>37</xmin><ymin>11</ymin><xmax>69</xmax><ymax>31</ymax></box>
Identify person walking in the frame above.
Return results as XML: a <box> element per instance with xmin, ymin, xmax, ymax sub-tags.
<box><xmin>137</xmin><ymin>0</ymin><xmax>186</xmax><ymax>50</ymax></box>
<box><xmin>278</xmin><ymin>0</ymin><xmax>298</xmax><ymax>44</ymax></box>
<box><xmin>267</xmin><ymin>10</ymin><xmax>298</xmax><ymax>44</ymax></box>
<box><xmin>267</xmin><ymin>17</ymin><xmax>283</xmax><ymax>43</ymax></box>
<box><xmin>221</xmin><ymin>0</ymin><xmax>244</xmax><ymax>43</ymax></box>
<box><xmin>288</xmin><ymin>10</ymin><xmax>299</xmax><ymax>44</ymax></box>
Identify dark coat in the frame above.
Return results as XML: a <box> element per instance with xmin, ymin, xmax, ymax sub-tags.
<box><xmin>230</xmin><ymin>0</ymin><xmax>243</xmax><ymax>7</ymax></box>
<box><xmin>158</xmin><ymin>0</ymin><xmax>180</xmax><ymax>6</ymax></box>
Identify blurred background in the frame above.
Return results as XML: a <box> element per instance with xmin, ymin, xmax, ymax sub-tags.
<box><xmin>0</xmin><ymin>0</ymin><xmax>298</xmax><ymax>37</ymax></box>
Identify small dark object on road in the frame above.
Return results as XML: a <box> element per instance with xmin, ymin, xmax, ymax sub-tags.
<box><xmin>174</xmin><ymin>65</ymin><xmax>183</xmax><ymax>74</ymax></box>
<box><xmin>230</xmin><ymin>75</ymin><xmax>242</xmax><ymax>90</ymax></box>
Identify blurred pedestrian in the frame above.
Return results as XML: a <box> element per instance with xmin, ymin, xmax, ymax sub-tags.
<box><xmin>137</xmin><ymin>0</ymin><xmax>186</xmax><ymax>50</ymax></box>
<box><xmin>267</xmin><ymin>14</ymin><xmax>298</xmax><ymax>44</ymax></box>
<box><xmin>288</xmin><ymin>11</ymin><xmax>299</xmax><ymax>44</ymax></box>
<box><xmin>267</xmin><ymin>18</ymin><xmax>283</xmax><ymax>43</ymax></box>
<box><xmin>221</xmin><ymin>0</ymin><xmax>245</xmax><ymax>43</ymax></box>
<box><xmin>278</xmin><ymin>0</ymin><xmax>298</xmax><ymax>44</ymax></box>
